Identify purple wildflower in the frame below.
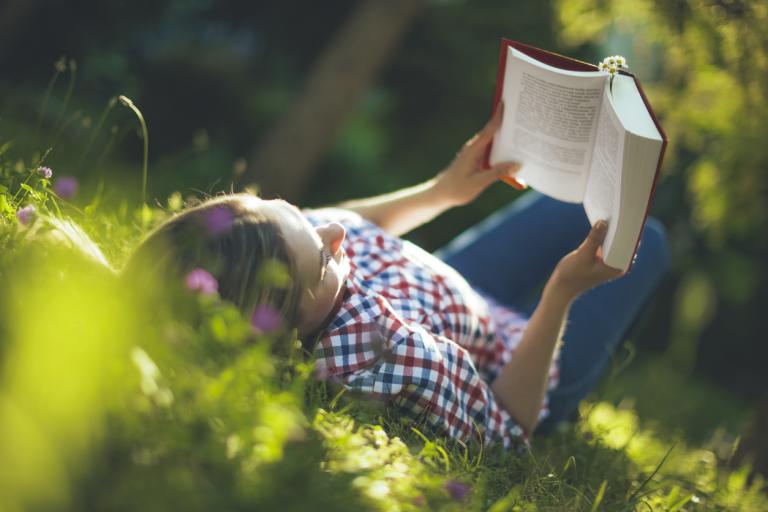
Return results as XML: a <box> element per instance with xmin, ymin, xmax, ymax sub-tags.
<box><xmin>251</xmin><ymin>304</ymin><xmax>282</xmax><ymax>333</ymax></box>
<box><xmin>53</xmin><ymin>176</ymin><xmax>79</xmax><ymax>199</ymax></box>
<box><xmin>445</xmin><ymin>480</ymin><xmax>470</xmax><ymax>502</ymax></box>
<box><xmin>204</xmin><ymin>205</ymin><xmax>234</xmax><ymax>235</ymax></box>
<box><xmin>185</xmin><ymin>268</ymin><xmax>219</xmax><ymax>295</ymax></box>
<box><xmin>312</xmin><ymin>365</ymin><xmax>330</xmax><ymax>380</ymax></box>
<box><xmin>37</xmin><ymin>166</ymin><xmax>53</xmax><ymax>179</ymax></box>
<box><xmin>16</xmin><ymin>205</ymin><xmax>36</xmax><ymax>225</ymax></box>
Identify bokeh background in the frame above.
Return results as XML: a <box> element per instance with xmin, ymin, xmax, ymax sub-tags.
<box><xmin>1</xmin><ymin>0</ymin><xmax>767</xmax><ymax>508</ymax></box>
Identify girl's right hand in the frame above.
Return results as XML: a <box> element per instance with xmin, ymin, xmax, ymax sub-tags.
<box><xmin>432</xmin><ymin>103</ymin><xmax>521</xmax><ymax>208</ymax></box>
<box><xmin>547</xmin><ymin>221</ymin><xmax>625</xmax><ymax>302</ymax></box>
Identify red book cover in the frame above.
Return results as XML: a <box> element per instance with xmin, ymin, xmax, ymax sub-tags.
<box><xmin>484</xmin><ymin>39</ymin><xmax>668</xmax><ymax>271</ymax></box>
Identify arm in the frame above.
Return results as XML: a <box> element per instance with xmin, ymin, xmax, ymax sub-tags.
<box><xmin>490</xmin><ymin>220</ymin><xmax>624</xmax><ymax>435</ymax></box>
<box><xmin>335</xmin><ymin>105</ymin><xmax>520</xmax><ymax>237</ymax></box>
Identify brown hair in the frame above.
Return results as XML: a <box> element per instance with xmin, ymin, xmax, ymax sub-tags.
<box><xmin>121</xmin><ymin>193</ymin><xmax>304</xmax><ymax>330</ymax></box>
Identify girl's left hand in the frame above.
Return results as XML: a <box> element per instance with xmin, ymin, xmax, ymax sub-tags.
<box><xmin>433</xmin><ymin>103</ymin><xmax>521</xmax><ymax>207</ymax></box>
<box><xmin>548</xmin><ymin>220</ymin><xmax>625</xmax><ymax>302</ymax></box>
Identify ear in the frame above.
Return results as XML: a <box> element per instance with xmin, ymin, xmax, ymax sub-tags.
<box><xmin>317</xmin><ymin>222</ymin><xmax>346</xmax><ymax>255</ymax></box>
<box><xmin>330</xmin><ymin>235</ymin><xmax>344</xmax><ymax>255</ymax></box>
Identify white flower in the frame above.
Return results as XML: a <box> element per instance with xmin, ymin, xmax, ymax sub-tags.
<box><xmin>599</xmin><ymin>54</ymin><xmax>628</xmax><ymax>79</ymax></box>
<box><xmin>600</xmin><ymin>54</ymin><xmax>629</xmax><ymax>95</ymax></box>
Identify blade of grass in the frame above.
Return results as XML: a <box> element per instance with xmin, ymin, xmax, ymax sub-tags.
<box><xmin>590</xmin><ymin>479</ymin><xmax>608</xmax><ymax>512</ymax></box>
<box><xmin>118</xmin><ymin>95</ymin><xmax>149</xmax><ymax>205</ymax></box>
<box><xmin>627</xmin><ymin>442</ymin><xmax>677</xmax><ymax>502</ymax></box>
<box><xmin>36</xmin><ymin>57</ymin><xmax>65</xmax><ymax>135</ymax></box>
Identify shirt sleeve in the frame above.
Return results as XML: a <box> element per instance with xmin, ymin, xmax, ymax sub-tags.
<box><xmin>339</xmin><ymin>309</ymin><xmax>527</xmax><ymax>450</ymax></box>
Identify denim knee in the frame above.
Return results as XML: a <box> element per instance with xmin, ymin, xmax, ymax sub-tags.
<box><xmin>638</xmin><ymin>217</ymin><xmax>671</xmax><ymax>276</ymax></box>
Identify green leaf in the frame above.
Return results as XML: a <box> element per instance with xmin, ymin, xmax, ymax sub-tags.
<box><xmin>0</xmin><ymin>194</ymin><xmax>12</xmax><ymax>214</ymax></box>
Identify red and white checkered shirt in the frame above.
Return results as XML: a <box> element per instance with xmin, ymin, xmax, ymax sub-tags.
<box><xmin>304</xmin><ymin>208</ymin><xmax>559</xmax><ymax>449</ymax></box>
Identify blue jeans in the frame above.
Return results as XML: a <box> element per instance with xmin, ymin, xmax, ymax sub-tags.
<box><xmin>434</xmin><ymin>191</ymin><xmax>670</xmax><ymax>431</ymax></box>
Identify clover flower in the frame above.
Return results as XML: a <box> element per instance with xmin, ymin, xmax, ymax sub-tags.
<box><xmin>204</xmin><ymin>205</ymin><xmax>234</xmax><ymax>235</ymax></box>
<box><xmin>312</xmin><ymin>364</ymin><xmax>330</xmax><ymax>380</ymax></box>
<box><xmin>53</xmin><ymin>176</ymin><xmax>79</xmax><ymax>199</ymax></box>
<box><xmin>185</xmin><ymin>268</ymin><xmax>219</xmax><ymax>295</ymax></box>
<box><xmin>445</xmin><ymin>480</ymin><xmax>470</xmax><ymax>501</ymax></box>
<box><xmin>37</xmin><ymin>166</ymin><xmax>53</xmax><ymax>179</ymax></box>
<box><xmin>16</xmin><ymin>205</ymin><xmax>36</xmax><ymax>225</ymax></box>
<box><xmin>251</xmin><ymin>304</ymin><xmax>282</xmax><ymax>333</ymax></box>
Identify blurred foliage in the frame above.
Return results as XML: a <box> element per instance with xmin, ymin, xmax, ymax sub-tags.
<box><xmin>553</xmin><ymin>0</ymin><xmax>768</xmax><ymax>394</ymax></box>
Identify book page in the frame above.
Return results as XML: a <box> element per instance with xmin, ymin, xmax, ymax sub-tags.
<box><xmin>583</xmin><ymin>88</ymin><xmax>623</xmax><ymax>227</ymax></box>
<box><xmin>490</xmin><ymin>47</ymin><xmax>607</xmax><ymax>203</ymax></box>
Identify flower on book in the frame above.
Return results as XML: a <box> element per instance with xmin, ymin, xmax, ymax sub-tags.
<box><xmin>598</xmin><ymin>55</ymin><xmax>627</xmax><ymax>76</ymax></box>
<box><xmin>598</xmin><ymin>55</ymin><xmax>628</xmax><ymax>93</ymax></box>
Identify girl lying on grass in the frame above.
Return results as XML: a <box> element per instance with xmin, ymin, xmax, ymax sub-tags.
<box><xmin>123</xmin><ymin>107</ymin><xmax>670</xmax><ymax>449</ymax></box>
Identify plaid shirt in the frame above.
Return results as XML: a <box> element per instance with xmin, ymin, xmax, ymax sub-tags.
<box><xmin>304</xmin><ymin>208</ymin><xmax>559</xmax><ymax>449</ymax></box>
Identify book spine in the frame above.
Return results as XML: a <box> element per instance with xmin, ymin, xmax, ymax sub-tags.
<box><xmin>483</xmin><ymin>38</ymin><xmax>525</xmax><ymax>189</ymax></box>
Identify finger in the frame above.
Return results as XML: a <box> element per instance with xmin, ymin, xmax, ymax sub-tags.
<box><xmin>583</xmin><ymin>220</ymin><xmax>608</xmax><ymax>253</ymax></box>
<box><xmin>475</xmin><ymin>101</ymin><xmax>505</xmax><ymax>144</ymax></box>
<box><xmin>491</xmin><ymin>161</ymin><xmax>521</xmax><ymax>180</ymax></box>
<box><xmin>475</xmin><ymin>162</ymin><xmax>518</xmax><ymax>185</ymax></box>
<box><xmin>472</xmin><ymin>166</ymin><xmax>503</xmax><ymax>188</ymax></box>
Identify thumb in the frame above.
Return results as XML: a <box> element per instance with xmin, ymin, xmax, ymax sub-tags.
<box><xmin>583</xmin><ymin>220</ymin><xmax>608</xmax><ymax>253</ymax></box>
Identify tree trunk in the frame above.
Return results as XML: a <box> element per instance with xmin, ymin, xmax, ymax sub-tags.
<box><xmin>731</xmin><ymin>396</ymin><xmax>768</xmax><ymax>480</ymax></box>
<box><xmin>0</xmin><ymin>0</ymin><xmax>40</xmax><ymax>59</ymax></box>
<box><xmin>240</xmin><ymin>0</ymin><xmax>426</xmax><ymax>201</ymax></box>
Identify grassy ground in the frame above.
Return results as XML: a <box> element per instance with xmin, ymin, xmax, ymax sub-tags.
<box><xmin>1</xmin><ymin>156</ymin><xmax>767</xmax><ymax>511</ymax></box>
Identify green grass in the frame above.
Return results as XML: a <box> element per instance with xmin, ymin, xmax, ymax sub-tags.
<box><xmin>1</xmin><ymin>147</ymin><xmax>767</xmax><ymax>511</ymax></box>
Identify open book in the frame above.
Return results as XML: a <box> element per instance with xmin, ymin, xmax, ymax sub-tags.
<box><xmin>485</xmin><ymin>40</ymin><xmax>667</xmax><ymax>271</ymax></box>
